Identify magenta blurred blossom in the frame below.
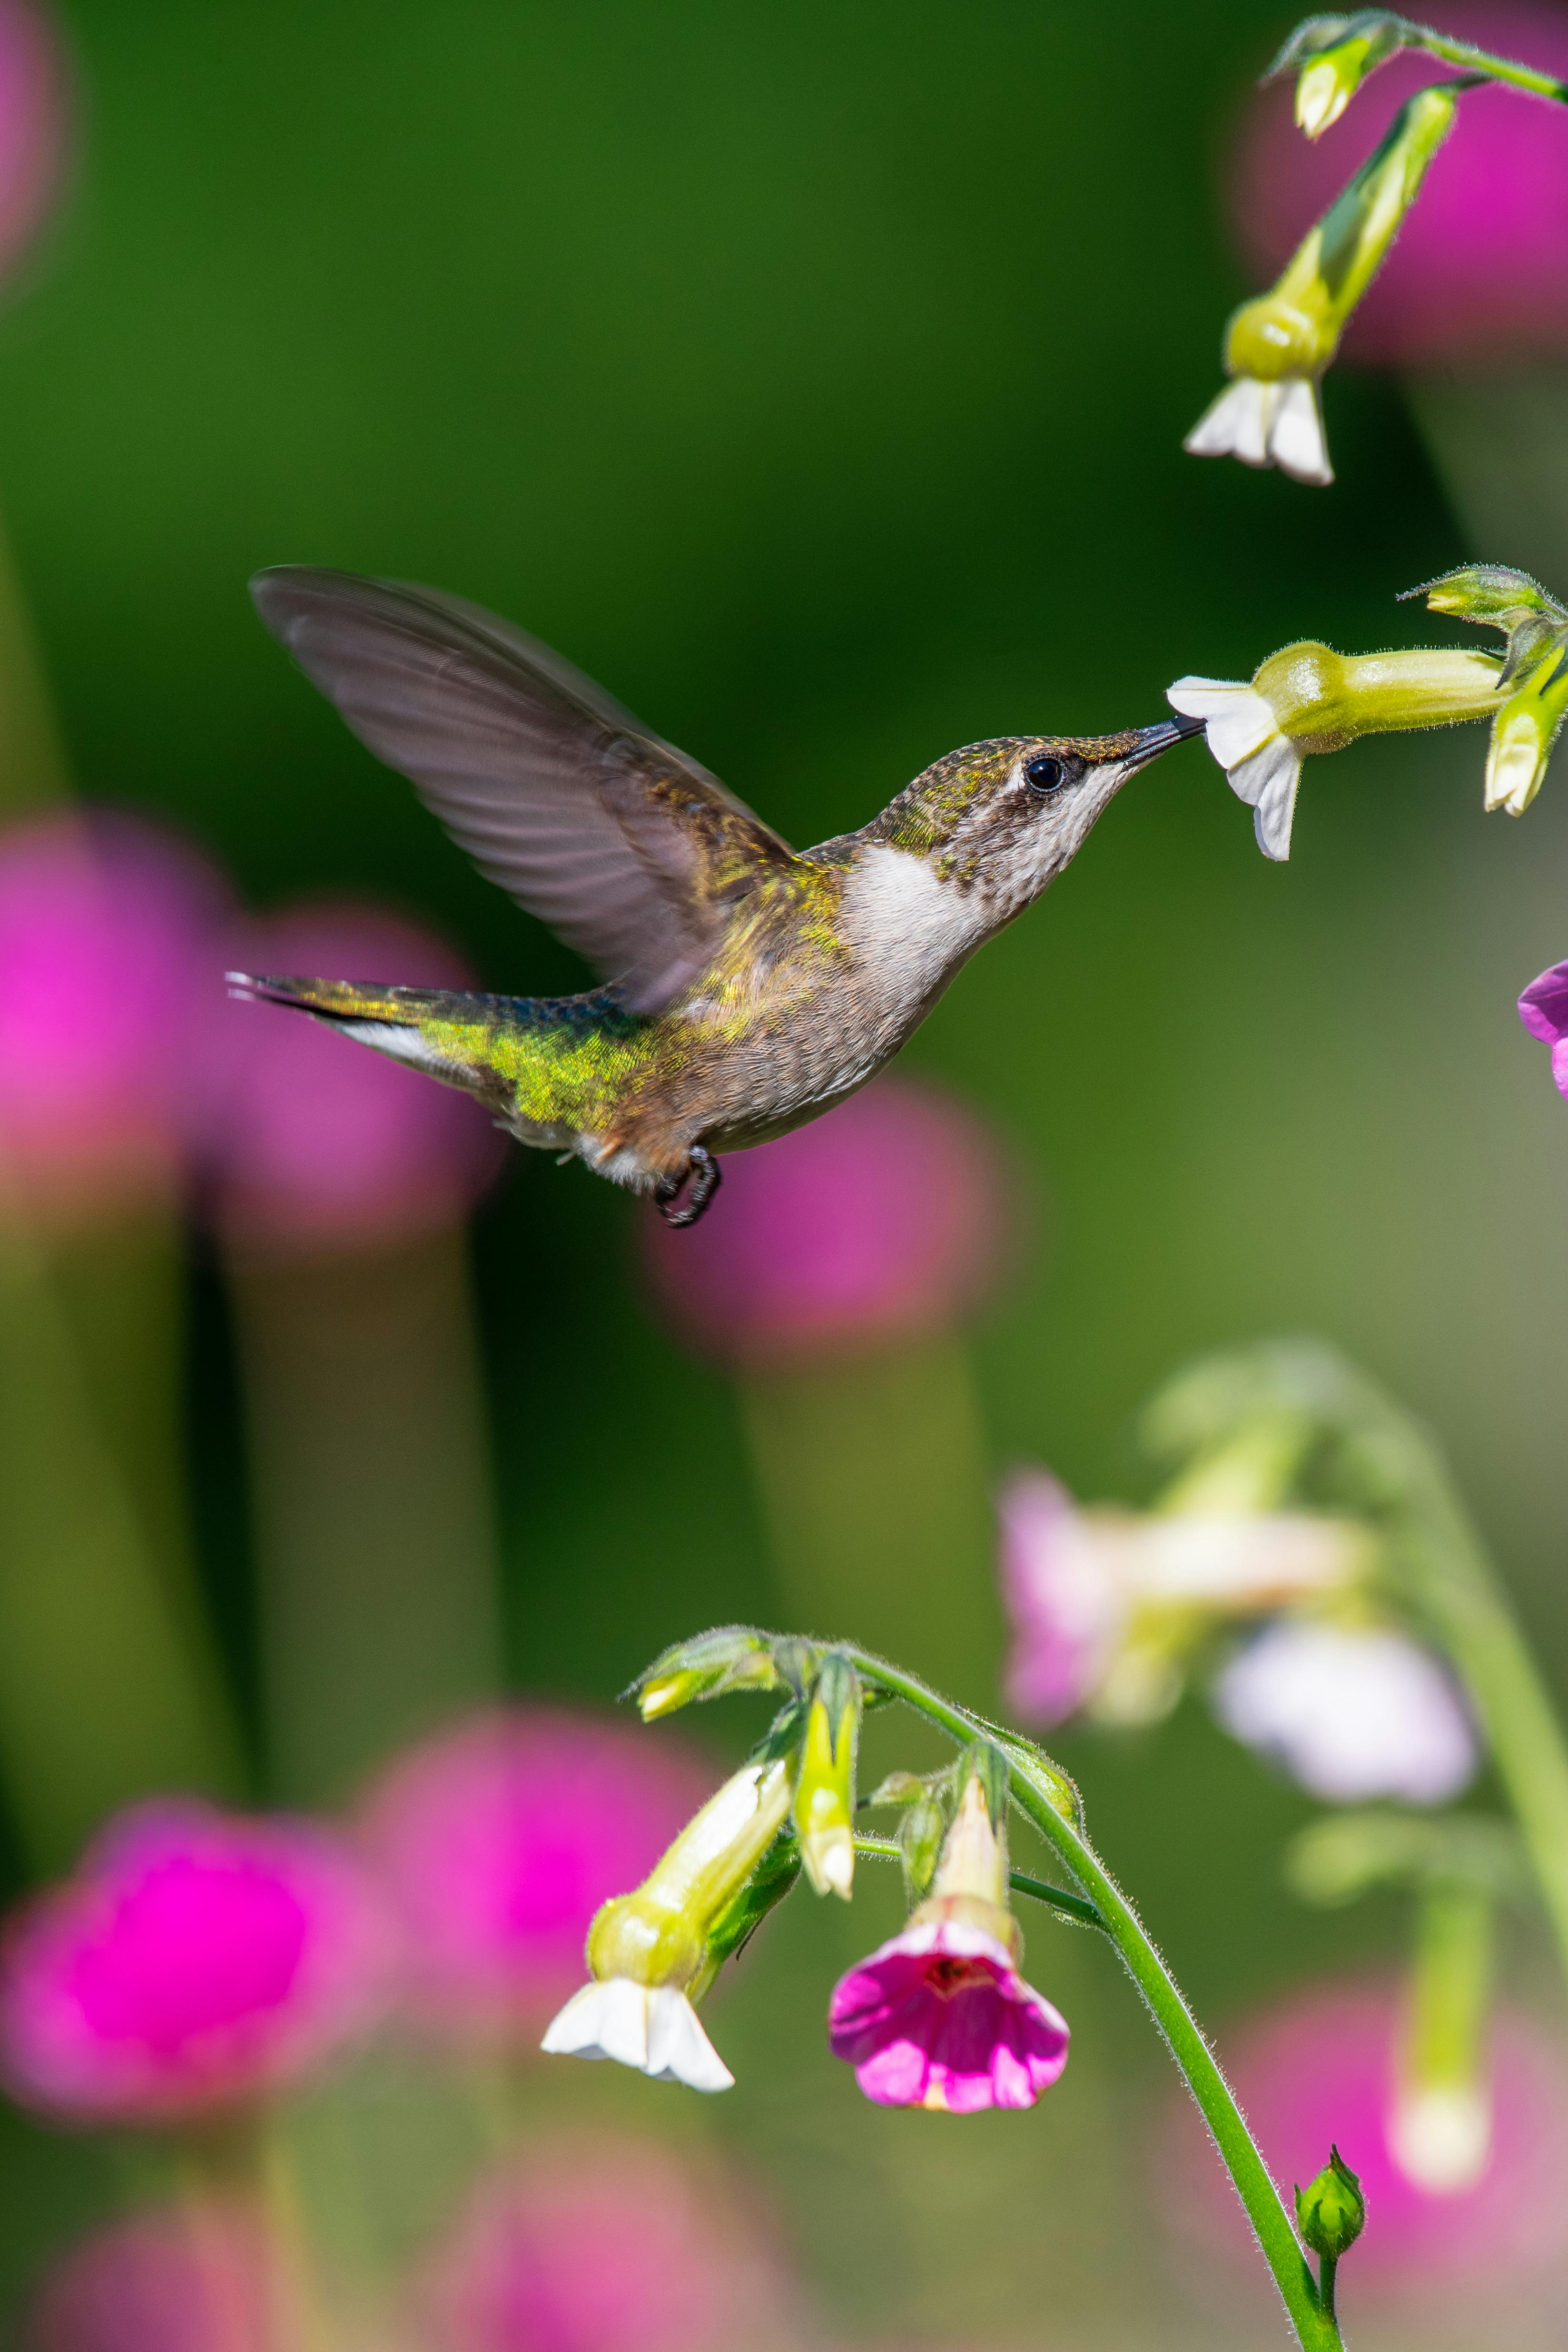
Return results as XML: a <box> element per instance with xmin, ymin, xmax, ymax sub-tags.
<box><xmin>0</xmin><ymin>0</ymin><xmax>68</xmax><ymax>283</ymax></box>
<box><xmin>202</xmin><ymin>900</ymin><xmax>504</xmax><ymax>1253</ymax></box>
<box><xmin>358</xmin><ymin>1708</ymin><xmax>713</xmax><ymax>2037</ymax></box>
<box><xmin>24</xmin><ymin>2204</ymin><xmax>280</xmax><ymax>2352</ymax></box>
<box><xmin>997</xmin><ymin>1473</ymin><xmax>1124</xmax><ymax>1727</ymax></box>
<box><xmin>0</xmin><ymin>813</ymin><xmax>229</xmax><ymax>1221</ymax></box>
<box><xmin>643</xmin><ymin>1076</ymin><xmax>1014</xmax><ymax>1367</ymax></box>
<box><xmin>0</xmin><ymin>1801</ymin><xmax>395</xmax><ymax>2122</ymax></box>
<box><xmin>1231</xmin><ymin>5</ymin><xmax>1568</xmax><ymax>365</ymax></box>
<box><xmin>424</xmin><ymin>2136</ymin><xmax>790</xmax><ymax>2352</ymax></box>
<box><xmin>1162</xmin><ymin>1980</ymin><xmax>1568</xmax><ymax>2298</ymax></box>
<box><xmin>1519</xmin><ymin>957</ymin><xmax>1568</xmax><ymax>1093</ymax></box>
<box><xmin>828</xmin><ymin>1915</ymin><xmax>1069</xmax><ymax>2113</ymax></box>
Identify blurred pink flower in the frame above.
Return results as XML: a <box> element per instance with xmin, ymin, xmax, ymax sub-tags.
<box><xmin>200</xmin><ymin>900</ymin><xmax>505</xmax><ymax>1254</ymax></box>
<box><xmin>0</xmin><ymin>0</ymin><xmax>69</xmax><ymax>284</ymax></box>
<box><xmin>1161</xmin><ymin>1980</ymin><xmax>1568</xmax><ymax>2299</ymax></box>
<box><xmin>828</xmin><ymin>1915</ymin><xmax>1069</xmax><ymax>2114</ymax></box>
<box><xmin>0</xmin><ymin>1801</ymin><xmax>395</xmax><ymax>2122</ymax></box>
<box><xmin>642</xmin><ymin>1076</ymin><xmax>1015</xmax><ymax>1367</ymax></box>
<box><xmin>358</xmin><ymin>1708</ymin><xmax>713</xmax><ymax>2037</ymax></box>
<box><xmin>1231</xmin><ymin>4</ymin><xmax>1568</xmax><ymax>365</ymax></box>
<box><xmin>1519</xmin><ymin>956</ymin><xmax>1568</xmax><ymax>1093</ymax></box>
<box><xmin>0</xmin><ymin>813</ymin><xmax>229</xmax><ymax>1224</ymax></box>
<box><xmin>423</xmin><ymin>2136</ymin><xmax>791</xmax><ymax>2352</ymax></box>
<box><xmin>998</xmin><ymin>1473</ymin><xmax>1124</xmax><ymax>1727</ymax></box>
<box><xmin>23</xmin><ymin>2203</ymin><xmax>280</xmax><ymax>2352</ymax></box>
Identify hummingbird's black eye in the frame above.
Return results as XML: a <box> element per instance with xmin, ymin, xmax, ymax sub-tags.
<box><xmin>1024</xmin><ymin>755</ymin><xmax>1066</xmax><ymax>793</ymax></box>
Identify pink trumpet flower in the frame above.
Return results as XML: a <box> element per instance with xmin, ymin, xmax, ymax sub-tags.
<box><xmin>200</xmin><ymin>901</ymin><xmax>504</xmax><ymax>1254</ymax></box>
<box><xmin>828</xmin><ymin>1913</ymin><xmax>1070</xmax><ymax>2114</ymax></box>
<box><xmin>0</xmin><ymin>814</ymin><xmax>229</xmax><ymax>1224</ymax></box>
<box><xmin>642</xmin><ymin>1075</ymin><xmax>1015</xmax><ymax>1367</ymax></box>
<box><xmin>23</xmin><ymin>2203</ymin><xmax>282</xmax><ymax>2352</ymax></box>
<box><xmin>1161</xmin><ymin>1980</ymin><xmax>1568</xmax><ymax>2302</ymax></box>
<box><xmin>1231</xmin><ymin>3</ymin><xmax>1568</xmax><ymax>367</ymax></box>
<box><xmin>358</xmin><ymin>1708</ymin><xmax>713</xmax><ymax>2037</ymax></box>
<box><xmin>1519</xmin><ymin>959</ymin><xmax>1568</xmax><ymax>1095</ymax></box>
<box><xmin>422</xmin><ymin>2136</ymin><xmax>794</xmax><ymax>2352</ymax></box>
<box><xmin>0</xmin><ymin>1802</ymin><xmax>395</xmax><ymax>2122</ymax></box>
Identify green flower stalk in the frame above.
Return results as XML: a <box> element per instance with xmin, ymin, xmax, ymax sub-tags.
<box><xmin>1272</xmin><ymin>10</ymin><xmax>1568</xmax><ymax>130</ymax></box>
<box><xmin>1184</xmin><ymin>82</ymin><xmax>1464</xmax><ymax>486</ymax></box>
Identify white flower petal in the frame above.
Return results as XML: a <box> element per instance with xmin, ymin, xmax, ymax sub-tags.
<box><xmin>540</xmin><ymin>1977</ymin><xmax>651</xmax><ymax>2070</ymax></box>
<box><xmin>1185</xmin><ymin>377</ymin><xmax>1277</xmax><ymax>467</ymax></box>
<box><xmin>1167</xmin><ymin>682</ymin><xmax>1281</xmax><ymax>773</ymax></box>
<box><xmin>1228</xmin><ymin>735</ymin><xmax>1302</xmax><ymax>860</ymax></box>
<box><xmin>1122</xmin><ymin>1514</ymin><xmax>1362</xmax><ymax>1608</ymax></box>
<box><xmin>1266</xmin><ymin>378</ymin><xmax>1333</xmax><ymax>486</ymax></box>
<box><xmin>1212</xmin><ymin>1621</ymin><xmax>1479</xmax><ymax>1805</ymax></box>
<box><xmin>645</xmin><ymin>1986</ymin><xmax>735</xmax><ymax>2093</ymax></box>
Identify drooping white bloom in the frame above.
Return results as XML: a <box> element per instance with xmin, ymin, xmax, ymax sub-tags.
<box><xmin>541</xmin><ymin>1978</ymin><xmax>734</xmax><ymax>2092</ymax></box>
<box><xmin>1166</xmin><ymin>678</ymin><xmax>1302</xmax><ymax>860</ymax></box>
<box><xmin>1387</xmin><ymin>2080</ymin><xmax>1493</xmax><ymax>2195</ymax></box>
<box><xmin>1183</xmin><ymin>378</ymin><xmax>1332</xmax><ymax>488</ymax></box>
<box><xmin>1213</xmin><ymin>1620</ymin><xmax>1478</xmax><ymax>1805</ymax></box>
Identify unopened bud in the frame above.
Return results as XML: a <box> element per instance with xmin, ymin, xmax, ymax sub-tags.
<box><xmin>791</xmin><ymin>1651</ymin><xmax>861</xmax><ymax>1899</ymax></box>
<box><xmin>1271</xmin><ymin>12</ymin><xmax>1406</xmax><ymax>138</ymax></box>
<box><xmin>897</xmin><ymin>1789</ymin><xmax>949</xmax><ymax>1907</ymax></box>
<box><xmin>632</xmin><ymin>1626</ymin><xmax>786</xmax><ymax>1722</ymax></box>
<box><xmin>1295</xmin><ymin>2145</ymin><xmax>1366</xmax><ymax>2260</ymax></box>
<box><xmin>1407</xmin><ymin>564</ymin><xmax>1568</xmax><ymax>814</ymax></box>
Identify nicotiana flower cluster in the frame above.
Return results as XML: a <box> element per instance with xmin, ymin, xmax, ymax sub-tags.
<box><xmin>1168</xmin><ymin>565</ymin><xmax>1568</xmax><ymax>859</ymax></box>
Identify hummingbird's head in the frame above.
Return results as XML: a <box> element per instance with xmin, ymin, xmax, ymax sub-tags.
<box><xmin>869</xmin><ymin>716</ymin><xmax>1203</xmax><ymax>917</ymax></box>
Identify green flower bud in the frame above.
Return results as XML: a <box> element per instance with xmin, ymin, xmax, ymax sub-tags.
<box><xmin>1405</xmin><ymin>565</ymin><xmax>1568</xmax><ymax>815</ymax></box>
<box><xmin>909</xmin><ymin>1745</ymin><xmax>1020</xmax><ymax>1957</ymax></box>
<box><xmin>791</xmin><ymin>1650</ymin><xmax>861</xmax><ymax>1899</ymax></box>
<box><xmin>631</xmin><ymin>1626</ymin><xmax>787</xmax><ymax>1722</ymax></box>
<box><xmin>1270</xmin><ymin>12</ymin><xmax>1407</xmax><ymax>138</ymax></box>
<box><xmin>897</xmin><ymin>1789</ymin><xmax>950</xmax><ymax>1907</ymax></box>
<box><xmin>1295</xmin><ymin>2145</ymin><xmax>1366</xmax><ymax>2261</ymax></box>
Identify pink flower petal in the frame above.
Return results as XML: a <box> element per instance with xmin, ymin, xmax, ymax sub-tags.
<box><xmin>828</xmin><ymin>1918</ymin><xmax>1068</xmax><ymax>2113</ymax></box>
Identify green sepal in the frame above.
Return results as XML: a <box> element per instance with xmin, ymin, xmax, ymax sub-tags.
<box><xmin>1268</xmin><ymin>10</ymin><xmax>1404</xmax><ymax>78</ymax></box>
<box><xmin>970</xmin><ymin>1718</ymin><xmax>1085</xmax><ymax>1831</ymax></box>
<box><xmin>897</xmin><ymin>1789</ymin><xmax>951</xmax><ymax>1906</ymax></box>
<box><xmin>690</xmin><ymin>1827</ymin><xmax>803</xmax><ymax>1998</ymax></box>
<box><xmin>629</xmin><ymin>1625</ymin><xmax>788</xmax><ymax>1721</ymax></box>
<box><xmin>958</xmin><ymin>1739</ymin><xmax>1011</xmax><ymax>1832</ymax></box>
<box><xmin>1295</xmin><ymin>2145</ymin><xmax>1366</xmax><ymax>2259</ymax></box>
<box><xmin>749</xmin><ymin>1695</ymin><xmax>809</xmax><ymax>1767</ymax></box>
<box><xmin>1405</xmin><ymin>565</ymin><xmax>1568</xmax><ymax>691</ymax></box>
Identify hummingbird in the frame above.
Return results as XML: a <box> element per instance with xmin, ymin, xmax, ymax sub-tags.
<box><xmin>236</xmin><ymin>568</ymin><xmax>1201</xmax><ymax>1226</ymax></box>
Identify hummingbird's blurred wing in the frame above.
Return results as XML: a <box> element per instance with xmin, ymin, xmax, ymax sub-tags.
<box><xmin>250</xmin><ymin>566</ymin><xmax>799</xmax><ymax>1015</ymax></box>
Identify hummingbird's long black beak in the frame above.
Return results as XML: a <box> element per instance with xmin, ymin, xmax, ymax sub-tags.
<box><xmin>1121</xmin><ymin>714</ymin><xmax>1207</xmax><ymax>772</ymax></box>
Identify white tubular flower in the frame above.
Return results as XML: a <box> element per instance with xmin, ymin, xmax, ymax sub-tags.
<box><xmin>1169</xmin><ymin>640</ymin><xmax>1504</xmax><ymax>860</ymax></box>
<box><xmin>540</xmin><ymin>1757</ymin><xmax>792</xmax><ymax>2093</ymax></box>
<box><xmin>1387</xmin><ymin>2080</ymin><xmax>1492</xmax><ymax>2195</ymax></box>
<box><xmin>541</xmin><ymin>1978</ymin><xmax>734</xmax><ymax>2093</ymax></box>
<box><xmin>1183</xmin><ymin>378</ymin><xmax>1331</xmax><ymax>488</ymax></box>
<box><xmin>1212</xmin><ymin>1620</ymin><xmax>1479</xmax><ymax>1804</ymax></box>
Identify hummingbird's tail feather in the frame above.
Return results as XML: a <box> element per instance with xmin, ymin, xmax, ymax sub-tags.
<box><xmin>226</xmin><ymin>971</ymin><xmax>509</xmax><ymax>1105</ymax></box>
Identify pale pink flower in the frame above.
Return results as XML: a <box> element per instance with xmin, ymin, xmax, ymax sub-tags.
<box><xmin>200</xmin><ymin>901</ymin><xmax>504</xmax><ymax>1254</ymax></box>
<box><xmin>828</xmin><ymin>1915</ymin><xmax>1069</xmax><ymax>2114</ymax></box>
<box><xmin>358</xmin><ymin>1709</ymin><xmax>713</xmax><ymax>2037</ymax></box>
<box><xmin>1212</xmin><ymin>1620</ymin><xmax>1479</xmax><ymax>1804</ymax></box>
<box><xmin>1519</xmin><ymin>958</ymin><xmax>1568</xmax><ymax>1095</ymax></box>
<box><xmin>0</xmin><ymin>814</ymin><xmax>229</xmax><ymax>1223</ymax></box>
<box><xmin>0</xmin><ymin>1801</ymin><xmax>396</xmax><ymax>2122</ymax></box>
<box><xmin>23</xmin><ymin>2203</ymin><xmax>281</xmax><ymax>2352</ymax></box>
<box><xmin>1231</xmin><ymin>3</ymin><xmax>1568</xmax><ymax>366</ymax></box>
<box><xmin>422</xmin><ymin>2136</ymin><xmax>793</xmax><ymax>2352</ymax></box>
<box><xmin>1160</xmin><ymin>1979</ymin><xmax>1568</xmax><ymax>2300</ymax></box>
<box><xmin>642</xmin><ymin>1076</ymin><xmax>1015</xmax><ymax>1367</ymax></box>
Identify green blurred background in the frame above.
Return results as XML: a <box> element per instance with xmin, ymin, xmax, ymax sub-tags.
<box><xmin>3</xmin><ymin>1</ymin><xmax>1567</xmax><ymax>2342</ymax></box>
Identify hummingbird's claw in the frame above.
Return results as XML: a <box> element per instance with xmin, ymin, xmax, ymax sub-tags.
<box><xmin>655</xmin><ymin>1145</ymin><xmax>723</xmax><ymax>1230</ymax></box>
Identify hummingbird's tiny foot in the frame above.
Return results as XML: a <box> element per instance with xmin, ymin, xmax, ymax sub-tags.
<box><xmin>655</xmin><ymin>1144</ymin><xmax>722</xmax><ymax>1229</ymax></box>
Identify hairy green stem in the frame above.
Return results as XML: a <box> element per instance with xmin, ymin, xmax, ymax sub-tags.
<box><xmin>844</xmin><ymin>1648</ymin><xmax>1340</xmax><ymax>2352</ymax></box>
<box><xmin>1401</xmin><ymin>20</ymin><xmax>1568</xmax><ymax>103</ymax></box>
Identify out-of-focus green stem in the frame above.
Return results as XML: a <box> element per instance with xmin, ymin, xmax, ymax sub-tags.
<box><xmin>842</xmin><ymin>1648</ymin><xmax>1340</xmax><ymax>2352</ymax></box>
<box><xmin>1402</xmin><ymin>21</ymin><xmax>1568</xmax><ymax>103</ymax></box>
